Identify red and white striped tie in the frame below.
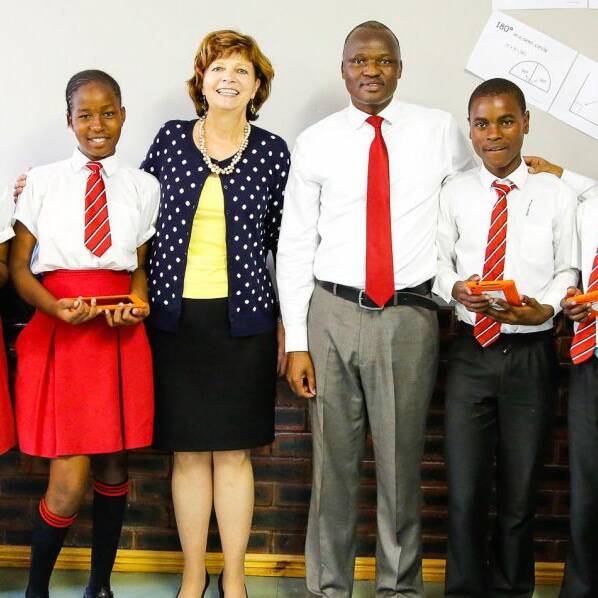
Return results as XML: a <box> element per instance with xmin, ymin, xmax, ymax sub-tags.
<box><xmin>84</xmin><ymin>161</ymin><xmax>112</xmax><ymax>257</ymax></box>
<box><xmin>570</xmin><ymin>247</ymin><xmax>598</xmax><ymax>364</ymax></box>
<box><xmin>473</xmin><ymin>180</ymin><xmax>515</xmax><ymax>348</ymax></box>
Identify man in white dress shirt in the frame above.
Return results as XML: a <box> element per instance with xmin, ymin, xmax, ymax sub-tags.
<box><xmin>277</xmin><ymin>21</ymin><xmax>474</xmax><ymax>597</ymax></box>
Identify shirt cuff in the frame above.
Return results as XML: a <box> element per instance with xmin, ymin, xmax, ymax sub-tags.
<box><xmin>284</xmin><ymin>323</ymin><xmax>309</xmax><ymax>352</ymax></box>
<box><xmin>433</xmin><ymin>271</ymin><xmax>460</xmax><ymax>304</ymax></box>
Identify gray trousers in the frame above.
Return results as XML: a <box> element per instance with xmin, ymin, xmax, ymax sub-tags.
<box><xmin>305</xmin><ymin>284</ymin><xmax>439</xmax><ymax>598</ymax></box>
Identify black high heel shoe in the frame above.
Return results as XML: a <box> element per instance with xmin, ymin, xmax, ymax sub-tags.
<box><xmin>217</xmin><ymin>571</ymin><xmax>248</xmax><ymax>597</ymax></box>
<box><xmin>175</xmin><ymin>569</ymin><xmax>210</xmax><ymax>598</ymax></box>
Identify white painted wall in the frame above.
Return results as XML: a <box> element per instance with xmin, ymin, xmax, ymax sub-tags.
<box><xmin>1</xmin><ymin>0</ymin><xmax>596</xmax><ymax>184</ymax></box>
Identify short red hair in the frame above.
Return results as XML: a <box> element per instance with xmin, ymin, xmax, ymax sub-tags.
<box><xmin>187</xmin><ymin>30</ymin><xmax>275</xmax><ymax>121</ymax></box>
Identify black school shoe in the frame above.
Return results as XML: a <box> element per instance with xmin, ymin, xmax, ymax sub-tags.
<box><xmin>83</xmin><ymin>588</ymin><xmax>114</xmax><ymax>598</ymax></box>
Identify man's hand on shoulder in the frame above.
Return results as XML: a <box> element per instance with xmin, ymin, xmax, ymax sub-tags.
<box><xmin>485</xmin><ymin>296</ymin><xmax>554</xmax><ymax>326</ymax></box>
<box><xmin>451</xmin><ymin>274</ymin><xmax>492</xmax><ymax>313</ymax></box>
<box><xmin>524</xmin><ymin>156</ymin><xmax>563</xmax><ymax>178</ymax></box>
<box><xmin>286</xmin><ymin>351</ymin><xmax>317</xmax><ymax>399</ymax></box>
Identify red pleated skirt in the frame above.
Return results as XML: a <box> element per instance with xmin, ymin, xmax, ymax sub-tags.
<box><xmin>15</xmin><ymin>270</ymin><xmax>154</xmax><ymax>458</ymax></box>
<box><xmin>0</xmin><ymin>320</ymin><xmax>15</xmax><ymax>455</ymax></box>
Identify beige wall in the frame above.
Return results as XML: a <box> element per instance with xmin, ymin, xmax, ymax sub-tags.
<box><xmin>1</xmin><ymin>0</ymin><xmax>596</xmax><ymax>182</ymax></box>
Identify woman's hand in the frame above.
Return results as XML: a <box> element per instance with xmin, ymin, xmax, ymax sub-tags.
<box><xmin>276</xmin><ymin>319</ymin><xmax>288</xmax><ymax>377</ymax></box>
<box><xmin>54</xmin><ymin>297</ymin><xmax>99</xmax><ymax>325</ymax></box>
<box><xmin>13</xmin><ymin>172</ymin><xmax>29</xmax><ymax>200</ymax></box>
<box><xmin>104</xmin><ymin>303</ymin><xmax>150</xmax><ymax>327</ymax></box>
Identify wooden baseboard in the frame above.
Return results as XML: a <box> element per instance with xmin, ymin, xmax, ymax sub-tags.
<box><xmin>0</xmin><ymin>546</ymin><xmax>565</xmax><ymax>585</ymax></box>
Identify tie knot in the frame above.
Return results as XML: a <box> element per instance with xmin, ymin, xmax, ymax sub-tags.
<box><xmin>86</xmin><ymin>161</ymin><xmax>102</xmax><ymax>175</ymax></box>
<box><xmin>491</xmin><ymin>179</ymin><xmax>516</xmax><ymax>197</ymax></box>
<box><xmin>366</xmin><ymin>115</ymin><xmax>384</xmax><ymax>130</ymax></box>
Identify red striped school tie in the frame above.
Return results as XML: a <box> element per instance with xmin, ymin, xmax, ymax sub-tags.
<box><xmin>473</xmin><ymin>180</ymin><xmax>516</xmax><ymax>348</ymax></box>
<box><xmin>570</xmin><ymin>248</ymin><xmax>598</xmax><ymax>364</ymax></box>
<box><xmin>365</xmin><ymin>115</ymin><xmax>394</xmax><ymax>307</ymax></box>
<box><xmin>84</xmin><ymin>161</ymin><xmax>112</xmax><ymax>257</ymax></box>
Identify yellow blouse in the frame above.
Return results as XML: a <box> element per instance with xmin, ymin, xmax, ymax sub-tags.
<box><xmin>182</xmin><ymin>175</ymin><xmax>228</xmax><ymax>298</ymax></box>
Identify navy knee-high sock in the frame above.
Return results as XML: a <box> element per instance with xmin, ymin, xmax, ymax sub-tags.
<box><xmin>86</xmin><ymin>479</ymin><xmax>129</xmax><ymax>594</ymax></box>
<box><xmin>26</xmin><ymin>497</ymin><xmax>77</xmax><ymax>598</ymax></box>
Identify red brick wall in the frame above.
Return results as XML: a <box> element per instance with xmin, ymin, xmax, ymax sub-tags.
<box><xmin>0</xmin><ymin>296</ymin><xmax>572</xmax><ymax>561</ymax></box>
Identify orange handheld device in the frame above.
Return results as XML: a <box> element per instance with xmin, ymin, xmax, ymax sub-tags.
<box><xmin>78</xmin><ymin>294</ymin><xmax>147</xmax><ymax>312</ymax></box>
<box><xmin>567</xmin><ymin>290</ymin><xmax>598</xmax><ymax>312</ymax></box>
<box><xmin>465</xmin><ymin>280</ymin><xmax>522</xmax><ymax>306</ymax></box>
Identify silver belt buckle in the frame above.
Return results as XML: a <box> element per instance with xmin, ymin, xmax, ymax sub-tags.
<box><xmin>358</xmin><ymin>290</ymin><xmax>384</xmax><ymax>311</ymax></box>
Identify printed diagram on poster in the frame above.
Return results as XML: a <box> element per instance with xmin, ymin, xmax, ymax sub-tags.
<box><xmin>466</xmin><ymin>12</ymin><xmax>577</xmax><ymax>110</ymax></box>
<box><xmin>551</xmin><ymin>54</ymin><xmax>598</xmax><ymax>139</ymax></box>
<box><xmin>467</xmin><ymin>12</ymin><xmax>598</xmax><ymax>140</ymax></box>
<box><xmin>493</xmin><ymin>0</ymin><xmax>597</xmax><ymax>7</ymax></box>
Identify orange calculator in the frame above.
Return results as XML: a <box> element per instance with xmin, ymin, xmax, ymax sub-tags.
<box><xmin>79</xmin><ymin>294</ymin><xmax>147</xmax><ymax>312</ymax></box>
<box><xmin>567</xmin><ymin>290</ymin><xmax>598</xmax><ymax>312</ymax></box>
<box><xmin>466</xmin><ymin>280</ymin><xmax>522</xmax><ymax>306</ymax></box>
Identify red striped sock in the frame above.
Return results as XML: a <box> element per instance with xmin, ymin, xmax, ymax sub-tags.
<box><xmin>93</xmin><ymin>479</ymin><xmax>129</xmax><ymax>497</ymax></box>
<box><xmin>38</xmin><ymin>497</ymin><xmax>77</xmax><ymax>528</ymax></box>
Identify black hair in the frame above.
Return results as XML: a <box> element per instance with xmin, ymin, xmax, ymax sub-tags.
<box><xmin>468</xmin><ymin>77</ymin><xmax>527</xmax><ymax>115</ymax></box>
<box><xmin>65</xmin><ymin>69</ymin><xmax>122</xmax><ymax>118</ymax></box>
<box><xmin>343</xmin><ymin>20</ymin><xmax>401</xmax><ymax>55</ymax></box>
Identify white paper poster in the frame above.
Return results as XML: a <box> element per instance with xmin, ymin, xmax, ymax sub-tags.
<box><xmin>466</xmin><ymin>12</ymin><xmax>578</xmax><ymax>110</ymax></box>
<box><xmin>550</xmin><ymin>54</ymin><xmax>598</xmax><ymax>139</ymax></box>
<box><xmin>494</xmin><ymin>0</ymin><xmax>596</xmax><ymax>7</ymax></box>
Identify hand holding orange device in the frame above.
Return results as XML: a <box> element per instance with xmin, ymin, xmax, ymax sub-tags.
<box><xmin>77</xmin><ymin>294</ymin><xmax>148</xmax><ymax>312</ymax></box>
<box><xmin>566</xmin><ymin>290</ymin><xmax>598</xmax><ymax>312</ymax></box>
<box><xmin>466</xmin><ymin>280</ymin><xmax>522</xmax><ymax>307</ymax></box>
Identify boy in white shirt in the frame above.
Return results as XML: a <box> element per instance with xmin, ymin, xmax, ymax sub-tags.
<box><xmin>525</xmin><ymin>158</ymin><xmax>598</xmax><ymax>598</ymax></box>
<box><xmin>435</xmin><ymin>78</ymin><xmax>578</xmax><ymax>597</ymax></box>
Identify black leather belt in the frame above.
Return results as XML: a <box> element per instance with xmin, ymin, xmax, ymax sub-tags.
<box><xmin>317</xmin><ymin>280</ymin><xmax>438</xmax><ymax>311</ymax></box>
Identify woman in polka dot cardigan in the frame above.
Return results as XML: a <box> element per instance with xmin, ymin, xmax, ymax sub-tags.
<box><xmin>141</xmin><ymin>30</ymin><xmax>289</xmax><ymax>598</ymax></box>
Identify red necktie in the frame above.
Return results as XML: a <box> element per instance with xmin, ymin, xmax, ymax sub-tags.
<box><xmin>474</xmin><ymin>180</ymin><xmax>515</xmax><ymax>347</ymax></box>
<box><xmin>570</xmin><ymin>246</ymin><xmax>598</xmax><ymax>364</ymax></box>
<box><xmin>365</xmin><ymin>115</ymin><xmax>394</xmax><ymax>307</ymax></box>
<box><xmin>84</xmin><ymin>161</ymin><xmax>112</xmax><ymax>257</ymax></box>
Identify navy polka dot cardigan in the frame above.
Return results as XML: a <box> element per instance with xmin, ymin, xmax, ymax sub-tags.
<box><xmin>141</xmin><ymin>119</ymin><xmax>290</xmax><ymax>336</ymax></box>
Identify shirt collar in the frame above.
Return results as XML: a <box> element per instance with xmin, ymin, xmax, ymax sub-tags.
<box><xmin>345</xmin><ymin>97</ymin><xmax>400</xmax><ymax>130</ymax></box>
<box><xmin>478</xmin><ymin>159</ymin><xmax>528</xmax><ymax>192</ymax></box>
<box><xmin>71</xmin><ymin>147</ymin><xmax>119</xmax><ymax>177</ymax></box>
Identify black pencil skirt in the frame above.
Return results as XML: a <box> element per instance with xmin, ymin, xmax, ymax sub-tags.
<box><xmin>149</xmin><ymin>298</ymin><xmax>277</xmax><ymax>451</ymax></box>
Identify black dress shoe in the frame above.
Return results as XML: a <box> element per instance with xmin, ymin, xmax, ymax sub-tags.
<box><xmin>83</xmin><ymin>588</ymin><xmax>114</xmax><ymax>598</ymax></box>
<box><xmin>175</xmin><ymin>569</ymin><xmax>210</xmax><ymax>598</ymax></box>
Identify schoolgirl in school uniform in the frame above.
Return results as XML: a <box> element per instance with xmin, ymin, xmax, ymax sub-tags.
<box><xmin>10</xmin><ymin>70</ymin><xmax>159</xmax><ymax>598</ymax></box>
<box><xmin>0</xmin><ymin>185</ymin><xmax>15</xmax><ymax>455</ymax></box>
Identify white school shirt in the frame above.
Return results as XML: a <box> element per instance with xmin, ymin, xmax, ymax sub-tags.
<box><xmin>434</xmin><ymin>161</ymin><xmax>578</xmax><ymax>333</ymax></box>
<box><xmin>0</xmin><ymin>186</ymin><xmax>15</xmax><ymax>244</ymax></box>
<box><xmin>15</xmin><ymin>149</ymin><xmax>160</xmax><ymax>274</ymax></box>
<box><xmin>562</xmin><ymin>170</ymin><xmax>598</xmax><ymax>345</ymax></box>
<box><xmin>277</xmin><ymin>99</ymin><xmax>475</xmax><ymax>352</ymax></box>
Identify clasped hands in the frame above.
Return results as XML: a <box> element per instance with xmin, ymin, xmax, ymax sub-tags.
<box><xmin>53</xmin><ymin>296</ymin><xmax>149</xmax><ymax>327</ymax></box>
<box><xmin>452</xmin><ymin>274</ymin><xmax>554</xmax><ymax>326</ymax></box>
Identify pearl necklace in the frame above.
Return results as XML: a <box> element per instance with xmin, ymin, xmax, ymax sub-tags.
<box><xmin>197</xmin><ymin>116</ymin><xmax>251</xmax><ymax>176</ymax></box>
